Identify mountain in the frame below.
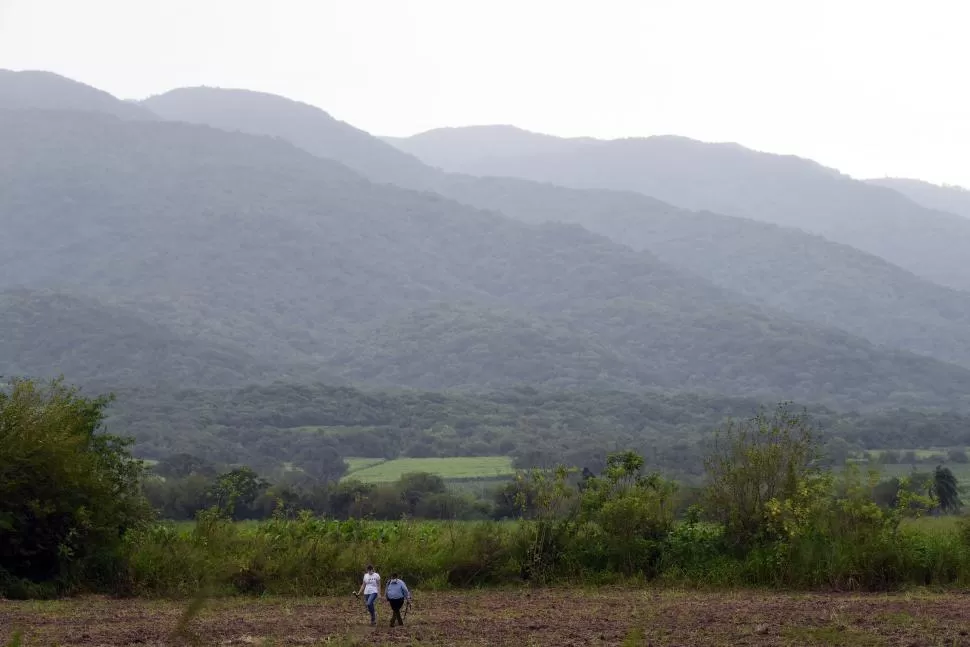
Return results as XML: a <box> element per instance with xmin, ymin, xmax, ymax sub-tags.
<box><xmin>0</xmin><ymin>69</ymin><xmax>157</xmax><ymax>120</ymax></box>
<box><xmin>382</xmin><ymin>125</ymin><xmax>593</xmax><ymax>171</ymax></box>
<box><xmin>4</xmin><ymin>109</ymin><xmax>970</xmax><ymax>409</ymax></box>
<box><xmin>437</xmin><ymin>176</ymin><xmax>970</xmax><ymax>370</ymax></box>
<box><xmin>135</xmin><ymin>85</ymin><xmax>970</xmax><ymax>371</ymax></box>
<box><xmin>867</xmin><ymin>178</ymin><xmax>970</xmax><ymax>220</ymax></box>
<box><xmin>142</xmin><ymin>87</ymin><xmax>435</xmax><ymax>188</ymax></box>
<box><xmin>0</xmin><ymin>290</ymin><xmax>272</xmax><ymax>388</ymax></box>
<box><xmin>391</xmin><ymin>126</ymin><xmax>970</xmax><ymax>292</ymax></box>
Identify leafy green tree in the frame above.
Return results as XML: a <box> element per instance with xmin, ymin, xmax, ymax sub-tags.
<box><xmin>398</xmin><ymin>471</ymin><xmax>447</xmax><ymax>514</ymax></box>
<box><xmin>579</xmin><ymin>451</ymin><xmax>677</xmax><ymax>574</ymax></box>
<box><xmin>208</xmin><ymin>467</ymin><xmax>269</xmax><ymax>519</ymax></box>
<box><xmin>703</xmin><ymin>404</ymin><xmax>828</xmax><ymax>549</ymax></box>
<box><xmin>934</xmin><ymin>465</ymin><xmax>962</xmax><ymax>513</ymax></box>
<box><xmin>0</xmin><ymin>378</ymin><xmax>150</xmax><ymax>595</ymax></box>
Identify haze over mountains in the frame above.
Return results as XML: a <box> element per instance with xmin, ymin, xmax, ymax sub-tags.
<box><xmin>4</xmin><ymin>70</ymin><xmax>970</xmax><ymax>417</ymax></box>
<box><xmin>389</xmin><ymin>126</ymin><xmax>970</xmax><ymax>294</ymax></box>
<box><xmin>866</xmin><ymin>177</ymin><xmax>970</xmax><ymax>220</ymax></box>
<box><xmin>142</xmin><ymin>82</ymin><xmax>970</xmax><ymax>374</ymax></box>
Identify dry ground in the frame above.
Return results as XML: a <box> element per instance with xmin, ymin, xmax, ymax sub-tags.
<box><xmin>4</xmin><ymin>589</ymin><xmax>970</xmax><ymax>646</ymax></box>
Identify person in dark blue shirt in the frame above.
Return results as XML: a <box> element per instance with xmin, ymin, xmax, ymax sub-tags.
<box><xmin>384</xmin><ymin>572</ymin><xmax>412</xmax><ymax>627</ymax></box>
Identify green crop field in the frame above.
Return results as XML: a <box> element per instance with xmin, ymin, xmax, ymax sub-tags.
<box><xmin>344</xmin><ymin>457</ymin><xmax>386</xmax><ymax>473</ymax></box>
<box><xmin>342</xmin><ymin>456</ymin><xmax>515</xmax><ymax>483</ymax></box>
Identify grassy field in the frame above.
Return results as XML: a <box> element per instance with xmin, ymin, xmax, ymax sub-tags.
<box><xmin>342</xmin><ymin>456</ymin><xmax>515</xmax><ymax>483</ymax></box>
<box><xmin>5</xmin><ymin>590</ymin><xmax>970</xmax><ymax>646</ymax></box>
<box><xmin>865</xmin><ymin>462</ymin><xmax>970</xmax><ymax>485</ymax></box>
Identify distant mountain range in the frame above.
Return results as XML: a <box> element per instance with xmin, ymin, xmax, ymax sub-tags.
<box><xmin>139</xmin><ymin>81</ymin><xmax>970</xmax><ymax>374</ymax></box>
<box><xmin>3</xmin><ymin>69</ymin><xmax>970</xmax><ymax>414</ymax></box>
<box><xmin>388</xmin><ymin>125</ymin><xmax>970</xmax><ymax>294</ymax></box>
<box><xmin>866</xmin><ymin>177</ymin><xmax>970</xmax><ymax>220</ymax></box>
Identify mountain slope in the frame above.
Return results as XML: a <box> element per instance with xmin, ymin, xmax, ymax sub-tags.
<box><xmin>0</xmin><ymin>290</ymin><xmax>272</xmax><ymax>388</ymax></box>
<box><xmin>867</xmin><ymin>178</ymin><xmax>970</xmax><ymax>220</ymax></box>
<box><xmin>392</xmin><ymin>126</ymin><xmax>970</xmax><ymax>292</ymax></box>
<box><xmin>0</xmin><ymin>69</ymin><xmax>156</xmax><ymax>120</ymax></box>
<box><xmin>134</xmin><ymin>85</ymin><xmax>970</xmax><ymax>370</ymax></box>
<box><xmin>4</xmin><ymin>110</ymin><xmax>970</xmax><ymax>409</ymax></box>
<box><xmin>142</xmin><ymin>87</ymin><xmax>435</xmax><ymax>188</ymax></box>
<box><xmin>436</xmin><ymin>176</ymin><xmax>970</xmax><ymax>370</ymax></box>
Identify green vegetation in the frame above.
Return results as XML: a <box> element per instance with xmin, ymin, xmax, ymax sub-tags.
<box><xmin>103</xmin><ymin>381</ymin><xmax>970</xmax><ymax>482</ymax></box>
<box><xmin>343</xmin><ymin>457</ymin><xmax>515</xmax><ymax>483</ymax></box>
<box><xmin>0</xmin><ymin>379</ymin><xmax>151</xmax><ymax>598</ymax></box>
<box><xmin>8</xmin><ymin>378</ymin><xmax>970</xmax><ymax>601</ymax></box>
<box><xmin>343</xmin><ymin>457</ymin><xmax>386</xmax><ymax>473</ymax></box>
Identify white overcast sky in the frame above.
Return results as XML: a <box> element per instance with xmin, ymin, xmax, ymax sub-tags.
<box><xmin>1</xmin><ymin>0</ymin><xmax>967</xmax><ymax>186</ymax></box>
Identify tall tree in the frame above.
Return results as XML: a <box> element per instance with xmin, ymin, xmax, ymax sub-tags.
<box><xmin>933</xmin><ymin>465</ymin><xmax>962</xmax><ymax>513</ymax></box>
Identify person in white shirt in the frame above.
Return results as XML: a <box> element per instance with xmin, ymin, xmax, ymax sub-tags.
<box><xmin>355</xmin><ymin>564</ymin><xmax>381</xmax><ymax>625</ymax></box>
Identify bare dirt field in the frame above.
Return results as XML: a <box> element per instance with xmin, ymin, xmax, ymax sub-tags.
<box><xmin>4</xmin><ymin>588</ymin><xmax>970</xmax><ymax>646</ymax></box>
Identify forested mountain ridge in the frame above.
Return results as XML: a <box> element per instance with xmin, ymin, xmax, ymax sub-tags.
<box><xmin>4</xmin><ymin>109</ymin><xmax>970</xmax><ymax>409</ymax></box>
<box><xmin>391</xmin><ymin>126</ymin><xmax>970</xmax><ymax>293</ymax></box>
<box><xmin>143</xmin><ymin>87</ymin><xmax>436</xmax><ymax>188</ymax></box>
<box><xmin>137</xmin><ymin>84</ymin><xmax>970</xmax><ymax>370</ymax></box>
<box><xmin>0</xmin><ymin>69</ymin><xmax>156</xmax><ymax>120</ymax></box>
<box><xmin>867</xmin><ymin>177</ymin><xmax>970</xmax><ymax>220</ymax></box>
<box><xmin>0</xmin><ymin>289</ymin><xmax>276</xmax><ymax>388</ymax></box>
<box><xmin>436</xmin><ymin>176</ymin><xmax>970</xmax><ymax>370</ymax></box>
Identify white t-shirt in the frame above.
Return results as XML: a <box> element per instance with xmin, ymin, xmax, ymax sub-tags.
<box><xmin>362</xmin><ymin>572</ymin><xmax>380</xmax><ymax>595</ymax></box>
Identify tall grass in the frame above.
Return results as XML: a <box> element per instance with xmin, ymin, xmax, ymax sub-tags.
<box><xmin>118</xmin><ymin>511</ymin><xmax>970</xmax><ymax>597</ymax></box>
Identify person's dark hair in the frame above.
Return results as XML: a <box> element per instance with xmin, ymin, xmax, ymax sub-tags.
<box><xmin>391</xmin><ymin>572</ymin><xmax>399</xmax><ymax>579</ymax></box>
<box><xmin>366</xmin><ymin>564</ymin><xmax>374</xmax><ymax>571</ymax></box>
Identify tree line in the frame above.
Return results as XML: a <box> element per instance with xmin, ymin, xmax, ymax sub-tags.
<box><xmin>1</xmin><ymin>378</ymin><xmax>966</xmax><ymax>598</ymax></box>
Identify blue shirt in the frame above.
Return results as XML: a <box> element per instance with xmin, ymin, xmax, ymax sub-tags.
<box><xmin>385</xmin><ymin>578</ymin><xmax>410</xmax><ymax>600</ymax></box>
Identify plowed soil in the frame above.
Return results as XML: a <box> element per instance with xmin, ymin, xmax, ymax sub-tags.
<box><xmin>4</xmin><ymin>589</ymin><xmax>970</xmax><ymax>646</ymax></box>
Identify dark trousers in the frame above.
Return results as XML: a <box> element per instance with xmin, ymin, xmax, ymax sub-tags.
<box><xmin>388</xmin><ymin>597</ymin><xmax>406</xmax><ymax>626</ymax></box>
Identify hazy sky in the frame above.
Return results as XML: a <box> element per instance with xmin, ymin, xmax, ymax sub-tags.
<box><xmin>2</xmin><ymin>0</ymin><xmax>968</xmax><ymax>186</ymax></box>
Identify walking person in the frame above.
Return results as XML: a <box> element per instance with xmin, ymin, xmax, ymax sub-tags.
<box><xmin>385</xmin><ymin>572</ymin><xmax>412</xmax><ymax>627</ymax></box>
<box><xmin>356</xmin><ymin>564</ymin><xmax>381</xmax><ymax>625</ymax></box>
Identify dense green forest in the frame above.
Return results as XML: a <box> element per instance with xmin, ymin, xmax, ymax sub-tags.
<box><xmin>105</xmin><ymin>381</ymin><xmax>970</xmax><ymax>479</ymax></box>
